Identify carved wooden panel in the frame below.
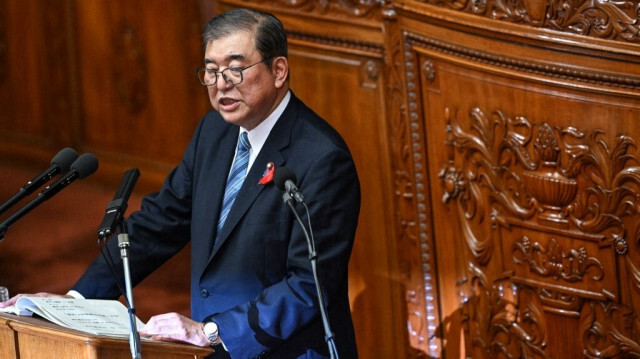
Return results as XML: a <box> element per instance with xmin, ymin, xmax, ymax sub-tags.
<box><xmin>392</xmin><ymin>1</ymin><xmax>640</xmax><ymax>357</ymax></box>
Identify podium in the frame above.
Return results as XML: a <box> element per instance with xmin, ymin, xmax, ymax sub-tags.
<box><xmin>0</xmin><ymin>312</ymin><xmax>213</xmax><ymax>359</ymax></box>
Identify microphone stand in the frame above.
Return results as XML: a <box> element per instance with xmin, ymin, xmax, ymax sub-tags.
<box><xmin>282</xmin><ymin>193</ymin><xmax>339</xmax><ymax>359</ymax></box>
<box><xmin>116</xmin><ymin>220</ymin><xmax>143</xmax><ymax>359</ymax></box>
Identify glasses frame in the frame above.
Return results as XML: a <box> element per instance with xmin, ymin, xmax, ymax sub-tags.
<box><xmin>194</xmin><ymin>57</ymin><xmax>274</xmax><ymax>87</ymax></box>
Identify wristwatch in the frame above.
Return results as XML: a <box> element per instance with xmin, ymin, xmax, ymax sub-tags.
<box><xmin>202</xmin><ymin>321</ymin><xmax>221</xmax><ymax>347</ymax></box>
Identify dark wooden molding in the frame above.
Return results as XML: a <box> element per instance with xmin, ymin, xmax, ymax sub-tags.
<box><xmin>405</xmin><ymin>32</ymin><xmax>640</xmax><ymax>92</ymax></box>
<box><xmin>287</xmin><ymin>30</ymin><xmax>384</xmax><ymax>57</ymax></box>
<box><xmin>221</xmin><ymin>0</ymin><xmax>384</xmax><ymax>21</ymax></box>
<box><xmin>416</xmin><ymin>0</ymin><xmax>640</xmax><ymax>44</ymax></box>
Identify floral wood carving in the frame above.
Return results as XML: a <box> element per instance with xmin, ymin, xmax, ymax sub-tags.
<box><xmin>417</xmin><ymin>0</ymin><xmax>640</xmax><ymax>43</ymax></box>
<box><xmin>513</xmin><ymin>236</ymin><xmax>604</xmax><ymax>283</ymax></box>
<box><xmin>440</xmin><ymin>107</ymin><xmax>537</xmax><ymax>265</ymax></box>
<box><xmin>441</xmin><ymin>106</ymin><xmax>640</xmax><ymax>356</ymax></box>
<box><xmin>459</xmin><ymin>263</ymin><xmax>549</xmax><ymax>358</ymax></box>
<box><xmin>442</xmin><ymin>107</ymin><xmax>640</xmax><ymax>251</ymax></box>
<box><xmin>581</xmin><ymin>300</ymin><xmax>640</xmax><ymax>357</ymax></box>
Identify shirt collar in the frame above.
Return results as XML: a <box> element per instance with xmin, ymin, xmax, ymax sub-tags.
<box><xmin>240</xmin><ymin>90</ymin><xmax>291</xmax><ymax>170</ymax></box>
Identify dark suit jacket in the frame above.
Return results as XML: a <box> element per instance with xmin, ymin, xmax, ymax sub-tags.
<box><xmin>73</xmin><ymin>93</ymin><xmax>361</xmax><ymax>359</ymax></box>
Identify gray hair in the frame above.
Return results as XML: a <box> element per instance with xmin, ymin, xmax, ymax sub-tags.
<box><xmin>202</xmin><ymin>8</ymin><xmax>288</xmax><ymax>67</ymax></box>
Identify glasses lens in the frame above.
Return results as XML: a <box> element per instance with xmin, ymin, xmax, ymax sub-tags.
<box><xmin>198</xmin><ymin>69</ymin><xmax>217</xmax><ymax>86</ymax></box>
<box><xmin>223</xmin><ymin>68</ymin><xmax>243</xmax><ymax>85</ymax></box>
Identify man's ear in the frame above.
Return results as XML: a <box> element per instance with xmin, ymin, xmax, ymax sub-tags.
<box><xmin>273</xmin><ymin>57</ymin><xmax>289</xmax><ymax>89</ymax></box>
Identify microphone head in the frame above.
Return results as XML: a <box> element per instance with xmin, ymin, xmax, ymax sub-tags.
<box><xmin>274</xmin><ymin>166</ymin><xmax>297</xmax><ymax>191</ymax></box>
<box><xmin>51</xmin><ymin>147</ymin><xmax>79</xmax><ymax>172</ymax></box>
<box><xmin>71</xmin><ymin>153</ymin><xmax>99</xmax><ymax>179</ymax></box>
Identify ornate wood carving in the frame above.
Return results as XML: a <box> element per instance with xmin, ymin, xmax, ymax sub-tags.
<box><xmin>440</xmin><ymin>105</ymin><xmax>640</xmax><ymax>356</ymax></box>
<box><xmin>402</xmin><ymin>37</ymin><xmax>442</xmax><ymax>359</ymax></box>
<box><xmin>581</xmin><ymin>300</ymin><xmax>640</xmax><ymax>357</ymax></box>
<box><xmin>416</xmin><ymin>0</ymin><xmax>640</xmax><ymax>43</ymax></box>
<box><xmin>384</xmin><ymin>6</ymin><xmax>442</xmax><ymax>356</ymax></box>
<box><xmin>112</xmin><ymin>22</ymin><xmax>148</xmax><ymax>114</ymax></box>
<box><xmin>421</xmin><ymin>59</ymin><xmax>435</xmax><ymax>83</ymax></box>
<box><xmin>459</xmin><ymin>263</ymin><xmax>549</xmax><ymax>358</ymax></box>
<box><xmin>247</xmin><ymin>0</ymin><xmax>383</xmax><ymax>20</ymax></box>
<box><xmin>360</xmin><ymin>59</ymin><xmax>380</xmax><ymax>88</ymax></box>
<box><xmin>513</xmin><ymin>236</ymin><xmax>604</xmax><ymax>283</ymax></box>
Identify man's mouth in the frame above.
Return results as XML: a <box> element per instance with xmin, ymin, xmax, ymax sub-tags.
<box><xmin>218</xmin><ymin>98</ymin><xmax>239</xmax><ymax>110</ymax></box>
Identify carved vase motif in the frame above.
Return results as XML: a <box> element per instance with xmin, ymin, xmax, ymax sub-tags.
<box><xmin>522</xmin><ymin>124</ymin><xmax>577</xmax><ymax>226</ymax></box>
<box><xmin>442</xmin><ymin>106</ymin><xmax>640</xmax><ymax>357</ymax></box>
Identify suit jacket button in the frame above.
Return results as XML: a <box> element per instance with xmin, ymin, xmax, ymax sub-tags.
<box><xmin>200</xmin><ymin>288</ymin><xmax>209</xmax><ymax>298</ymax></box>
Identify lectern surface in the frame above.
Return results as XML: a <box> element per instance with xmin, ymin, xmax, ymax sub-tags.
<box><xmin>0</xmin><ymin>312</ymin><xmax>212</xmax><ymax>359</ymax></box>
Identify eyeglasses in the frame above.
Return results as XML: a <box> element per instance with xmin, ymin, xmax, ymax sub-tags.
<box><xmin>195</xmin><ymin>57</ymin><xmax>273</xmax><ymax>86</ymax></box>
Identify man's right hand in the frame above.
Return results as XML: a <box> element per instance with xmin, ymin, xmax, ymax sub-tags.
<box><xmin>0</xmin><ymin>292</ymin><xmax>72</xmax><ymax>308</ymax></box>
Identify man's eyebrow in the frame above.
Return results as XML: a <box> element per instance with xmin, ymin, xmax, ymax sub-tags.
<box><xmin>204</xmin><ymin>54</ymin><xmax>246</xmax><ymax>65</ymax></box>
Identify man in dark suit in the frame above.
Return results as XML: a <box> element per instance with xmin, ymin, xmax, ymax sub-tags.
<box><xmin>1</xmin><ymin>8</ymin><xmax>360</xmax><ymax>359</ymax></box>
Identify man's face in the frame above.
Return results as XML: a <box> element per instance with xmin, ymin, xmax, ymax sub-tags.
<box><xmin>203</xmin><ymin>31</ymin><xmax>287</xmax><ymax>130</ymax></box>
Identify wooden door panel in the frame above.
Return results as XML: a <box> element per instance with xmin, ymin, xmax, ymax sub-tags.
<box><xmin>288</xmin><ymin>41</ymin><xmax>405</xmax><ymax>359</ymax></box>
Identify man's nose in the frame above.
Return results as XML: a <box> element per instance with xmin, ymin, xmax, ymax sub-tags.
<box><xmin>216</xmin><ymin>73</ymin><xmax>234</xmax><ymax>89</ymax></box>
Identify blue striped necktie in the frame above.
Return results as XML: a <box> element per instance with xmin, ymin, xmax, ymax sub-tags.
<box><xmin>217</xmin><ymin>132</ymin><xmax>251</xmax><ymax>236</ymax></box>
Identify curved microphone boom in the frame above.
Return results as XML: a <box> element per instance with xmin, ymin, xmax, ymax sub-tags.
<box><xmin>0</xmin><ymin>147</ymin><xmax>78</xmax><ymax>216</ymax></box>
<box><xmin>273</xmin><ymin>166</ymin><xmax>339</xmax><ymax>359</ymax></box>
<box><xmin>0</xmin><ymin>153</ymin><xmax>99</xmax><ymax>241</ymax></box>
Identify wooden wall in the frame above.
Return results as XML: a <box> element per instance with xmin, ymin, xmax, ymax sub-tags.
<box><xmin>386</xmin><ymin>0</ymin><xmax>640</xmax><ymax>358</ymax></box>
<box><xmin>0</xmin><ymin>0</ymin><xmax>212</xmax><ymax>191</ymax></box>
<box><xmin>1</xmin><ymin>0</ymin><xmax>639</xmax><ymax>358</ymax></box>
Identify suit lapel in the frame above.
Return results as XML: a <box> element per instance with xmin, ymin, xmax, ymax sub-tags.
<box><xmin>193</xmin><ymin>125</ymin><xmax>238</xmax><ymax>279</ymax></box>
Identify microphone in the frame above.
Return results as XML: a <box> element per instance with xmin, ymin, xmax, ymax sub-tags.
<box><xmin>274</xmin><ymin>167</ymin><xmax>305</xmax><ymax>203</ymax></box>
<box><xmin>0</xmin><ymin>147</ymin><xmax>78</xmax><ymax>216</ymax></box>
<box><xmin>97</xmin><ymin>168</ymin><xmax>140</xmax><ymax>239</ymax></box>
<box><xmin>0</xmin><ymin>153</ymin><xmax>99</xmax><ymax>241</ymax></box>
